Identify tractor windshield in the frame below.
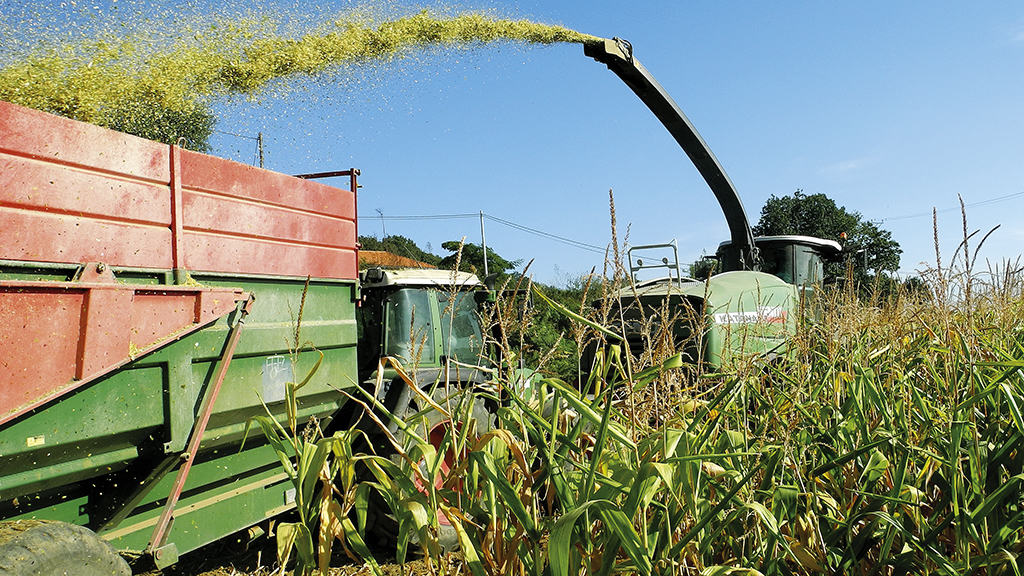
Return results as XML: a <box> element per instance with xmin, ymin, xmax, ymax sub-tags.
<box><xmin>438</xmin><ymin>291</ymin><xmax>486</xmax><ymax>366</ymax></box>
<box><xmin>384</xmin><ymin>288</ymin><xmax>435</xmax><ymax>365</ymax></box>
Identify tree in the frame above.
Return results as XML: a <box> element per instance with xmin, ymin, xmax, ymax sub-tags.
<box><xmin>753</xmin><ymin>190</ymin><xmax>901</xmax><ymax>282</ymax></box>
<box><xmin>439</xmin><ymin>241</ymin><xmax>521</xmax><ymax>278</ymax></box>
<box><xmin>359</xmin><ymin>235</ymin><xmax>442</xmax><ymax>267</ymax></box>
<box><xmin>689</xmin><ymin>256</ymin><xmax>719</xmax><ymax>280</ymax></box>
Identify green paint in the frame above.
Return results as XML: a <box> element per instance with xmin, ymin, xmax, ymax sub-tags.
<box><xmin>607</xmin><ymin>271</ymin><xmax>799</xmax><ymax>369</ymax></box>
<box><xmin>0</xmin><ymin>261</ymin><xmax>359</xmax><ymax>557</ymax></box>
<box><xmin>702</xmin><ymin>271</ymin><xmax>798</xmax><ymax>366</ymax></box>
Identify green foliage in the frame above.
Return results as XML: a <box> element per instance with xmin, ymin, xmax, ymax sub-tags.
<box><xmin>519</xmin><ymin>280</ymin><xmax>586</xmax><ymax>382</ymax></box>
<box><xmin>246</xmin><ymin>349</ymin><xmax>385</xmax><ymax>576</ymax></box>
<box><xmin>753</xmin><ymin>189</ymin><xmax>902</xmax><ymax>283</ymax></box>
<box><xmin>358</xmin><ymin>235</ymin><xmax>442</xmax><ymax>266</ymax></box>
<box><xmin>689</xmin><ymin>256</ymin><xmax>718</xmax><ymax>280</ymax></box>
<box><xmin>107</xmin><ymin>98</ymin><xmax>215</xmax><ymax>151</ymax></box>
<box><xmin>257</xmin><ymin>253</ymin><xmax>1024</xmax><ymax>575</ymax></box>
<box><xmin>439</xmin><ymin>240</ymin><xmax>521</xmax><ymax>278</ymax></box>
<box><xmin>357</xmin><ymin>274</ymin><xmax>1024</xmax><ymax>575</ymax></box>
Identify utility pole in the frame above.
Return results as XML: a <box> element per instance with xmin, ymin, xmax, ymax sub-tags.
<box><xmin>257</xmin><ymin>132</ymin><xmax>264</xmax><ymax>168</ymax></box>
<box><xmin>480</xmin><ymin>211</ymin><xmax>489</xmax><ymax>277</ymax></box>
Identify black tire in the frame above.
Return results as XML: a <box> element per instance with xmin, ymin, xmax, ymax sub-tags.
<box><xmin>0</xmin><ymin>520</ymin><xmax>130</xmax><ymax>576</ymax></box>
<box><xmin>367</xmin><ymin>384</ymin><xmax>494</xmax><ymax>554</ymax></box>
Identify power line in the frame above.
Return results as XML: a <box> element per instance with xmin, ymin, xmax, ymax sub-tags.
<box><xmin>356</xmin><ymin>211</ymin><xmax>607</xmax><ymax>255</ymax></box>
<box><xmin>213</xmin><ymin>129</ymin><xmax>264</xmax><ymax>167</ymax></box>
<box><xmin>360</xmin><ymin>213</ymin><xmax>478</xmax><ymax>221</ymax></box>
<box><xmin>212</xmin><ymin>129</ymin><xmax>259</xmax><ymax>141</ymax></box>
<box><xmin>483</xmin><ymin>214</ymin><xmax>607</xmax><ymax>254</ymax></box>
<box><xmin>879</xmin><ymin>190</ymin><xmax>1024</xmax><ymax>222</ymax></box>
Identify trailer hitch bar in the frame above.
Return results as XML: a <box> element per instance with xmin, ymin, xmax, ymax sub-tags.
<box><xmin>147</xmin><ymin>294</ymin><xmax>256</xmax><ymax>564</ymax></box>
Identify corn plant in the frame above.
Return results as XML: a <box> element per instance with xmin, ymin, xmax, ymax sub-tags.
<box><xmin>356</xmin><ymin>267</ymin><xmax>1024</xmax><ymax>576</ymax></box>
<box><xmin>245</xmin><ymin>349</ymin><xmax>386</xmax><ymax>576</ymax></box>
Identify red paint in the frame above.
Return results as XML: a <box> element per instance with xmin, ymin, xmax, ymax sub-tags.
<box><xmin>0</xmin><ymin>101</ymin><xmax>169</xmax><ymax>182</ymax></box>
<box><xmin>0</xmin><ymin>274</ymin><xmax>247</xmax><ymax>426</ymax></box>
<box><xmin>0</xmin><ymin>101</ymin><xmax>357</xmax><ymax>280</ymax></box>
<box><xmin>0</xmin><ymin>100</ymin><xmax>359</xmax><ymax>422</ymax></box>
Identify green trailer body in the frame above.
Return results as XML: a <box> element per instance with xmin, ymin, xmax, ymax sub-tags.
<box><xmin>0</xmin><ymin>100</ymin><xmax>360</xmax><ymax>565</ymax></box>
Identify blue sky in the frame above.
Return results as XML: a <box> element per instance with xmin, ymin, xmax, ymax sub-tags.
<box><xmin>7</xmin><ymin>1</ymin><xmax>1024</xmax><ymax>285</ymax></box>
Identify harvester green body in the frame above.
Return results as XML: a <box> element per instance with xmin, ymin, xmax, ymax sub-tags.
<box><xmin>612</xmin><ymin>271</ymin><xmax>798</xmax><ymax>367</ymax></box>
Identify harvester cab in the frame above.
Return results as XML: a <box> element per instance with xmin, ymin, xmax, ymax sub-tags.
<box><xmin>720</xmin><ymin>235</ymin><xmax>843</xmax><ymax>291</ymax></box>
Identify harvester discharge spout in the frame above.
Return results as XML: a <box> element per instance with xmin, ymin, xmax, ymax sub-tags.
<box><xmin>584</xmin><ymin>37</ymin><xmax>759</xmax><ymax>271</ymax></box>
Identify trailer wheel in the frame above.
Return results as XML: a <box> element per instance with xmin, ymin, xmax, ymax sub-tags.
<box><xmin>368</xmin><ymin>385</ymin><xmax>495</xmax><ymax>553</ymax></box>
<box><xmin>0</xmin><ymin>520</ymin><xmax>130</xmax><ymax>576</ymax></box>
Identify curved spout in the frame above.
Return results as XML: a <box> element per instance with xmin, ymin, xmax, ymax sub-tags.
<box><xmin>585</xmin><ymin>37</ymin><xmax>759</xmax><ymax>270</ymax></box>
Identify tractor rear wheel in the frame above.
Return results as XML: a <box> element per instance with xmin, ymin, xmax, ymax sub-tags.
<box><xmin>0</xmin><ymin>520</ymin><xmax>130</xmax><ymax>576</ymax></box>
<box><xmin>368</xmin><ymin>384</ymin><xmax>495</xmax><ymax>553</ymax></box>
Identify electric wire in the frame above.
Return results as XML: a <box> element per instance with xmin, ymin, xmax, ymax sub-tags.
<box><xmin>483</xmin><ymin>214</ymin><xmax>606</xmax><ymax>254</ymax></box>
<box><xmin>368</xmin><ymin>213</ymin><xmax>478</xmax><ymax>221</ymax></box>
<box><xmin>357</xmin><ymin>211</ymin><xmax>607</xmax><ymax>254</ymax></box>
<box><xmin>213</xmin><ymin>129</ymin><xmax>259</xmax><ymax>141</ymax></box>
<box><xmin>879</xmin><ymin>190</ymin><xmax>1024</xmax><ymax>222</ymax></box>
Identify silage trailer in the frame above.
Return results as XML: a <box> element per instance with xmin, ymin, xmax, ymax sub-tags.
<box><xmin>0</xmin><ymin>100</ymin><xmax>362</xmax><ymax>572</ymax></box>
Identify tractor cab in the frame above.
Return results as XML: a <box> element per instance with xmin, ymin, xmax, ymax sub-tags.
<box><xmin>357</xmin><ymin>267</ymin><xmax>491</xmax><ymax>388</ymax></box>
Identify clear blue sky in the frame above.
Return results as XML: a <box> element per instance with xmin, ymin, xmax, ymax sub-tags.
<box><xmin>7</xmin><ymin>1</ymin><xmax>1024</xmax><ymax>285</ymax></box>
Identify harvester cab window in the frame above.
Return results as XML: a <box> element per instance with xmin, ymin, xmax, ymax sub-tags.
<box><xmin>385</xmin><ymin>289</ymin><xmax>435</xmax><ymax>366</ymax></box>
<box><xmin>757</xmin><ymin>245</ymin><xmax>793</xmax><ymax>284</ymax></box>
<box><xmin>438</xmin><ymin>291</ymin><xmax>485</xmax><ymax>365</ymax></box>
<box><xmin>797</xmin><ymin>247</ymin><xmax>826</xmax><ymax>286</ymax></box>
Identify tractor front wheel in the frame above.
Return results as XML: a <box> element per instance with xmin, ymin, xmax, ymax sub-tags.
<box><xmin>0</xmin><ymin>520</ymin><xmax>130</xmax><ymax>576</ymax></box>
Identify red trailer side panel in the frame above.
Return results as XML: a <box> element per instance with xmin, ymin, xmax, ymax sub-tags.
<box><xmin>0</xmin><ymin>100</ymin><xmax>357</xmax><ymax>419</ymax></box>
<box><xmin>0</xmin><ymin>100</ymin><xmax>357</xmax><ymax>281</ymax></box>
<box><xmin>0</xmin><ymin>103</ymin><xmax>175</xmax><ymax>269</ymax></box>
<box><xmin>0</xmin><ymin>101</ymin><xmax>170</xmax><ymax>181</ymax></box>
<box><xmin>0</xmin><ymin>277</ymin><xmax>248</xmax><ymax>425</ymax></box>
<box><xmin>179</xmin><ymin>150</ymin><xmax>357</xmax><ymax>279</ymax></box>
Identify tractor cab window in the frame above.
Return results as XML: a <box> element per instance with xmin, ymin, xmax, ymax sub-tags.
<box><xmin>385</xmin><ymin>289</ymin><xmax>435</xmax><ymax>366</ymax></box>
<box><xmin>437</xmin><ymin>291</ymin><xmax>486</xmax><ymax>365</ymax></box>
